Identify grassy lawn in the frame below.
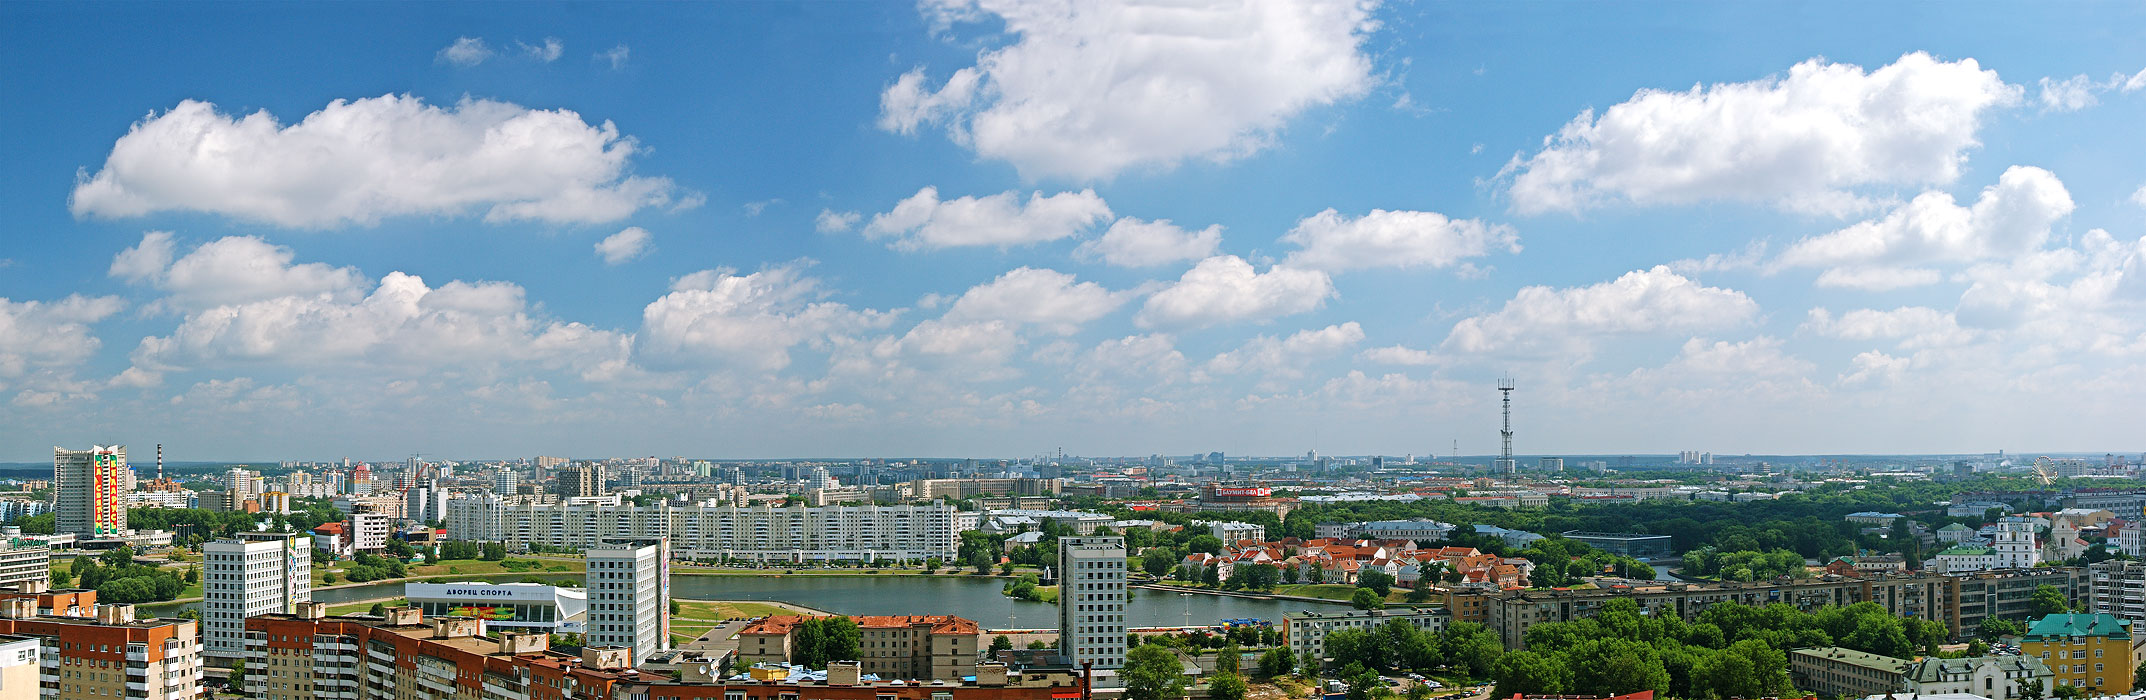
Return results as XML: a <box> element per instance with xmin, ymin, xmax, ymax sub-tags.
<box><xmin>675</xmin><ymin>600</ymin><xmax>795</xmax><ymax>620</ymax></box>
<box><xmin>314</xmin><ymin>558</ymin><xmax>584</xmax><ymax>587</ymax></box>
<box><xmin>327</xmin><ymin>598</ymin><xmax>407</xmax><ymax>615</ymax></box>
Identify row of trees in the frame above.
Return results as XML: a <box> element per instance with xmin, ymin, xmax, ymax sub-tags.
<box><xmin>1681</xmin><ymin>547</ymin><xmax>1810</xmax><ymax>581</ymax></box>
<box><xmin>1325</xmin><ymin>619</ymin><xmax>1504</xmax><ymax>678</ymax></box>
<box><xmin>56</xmin><ymin>547</ymin><xmax>192</xmax><ymax>604</ymax></box>
<box><xmin>436</xmin><ymin>540</ymin><xmax>510</xmax><ymax>561</ymax></box>
<box><xmin>1491</xmin><ymin>598</ymin><xmax>1950</xmax><ymax>699</ymax></box>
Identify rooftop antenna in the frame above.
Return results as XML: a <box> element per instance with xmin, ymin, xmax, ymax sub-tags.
<box><xmin>1497</xmin><ymin>374</ymin><xmax>1516</xmax><ymax>475</ymax></box>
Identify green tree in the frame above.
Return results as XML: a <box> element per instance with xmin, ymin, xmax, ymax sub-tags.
<box><xmin>2134</xmin><ymin>660</ymin><xmax>2146</xmax><ymax>690</ymax></box>
<box><xmin>1187</xmin><ymin>536</ymin><xmax>1224</xmax><ymax>555</ymax></box>
<box><xmin>1217</xmin><ymin>643</ymin><xmax>1242</xmax><ymax>675</ymax></box>
<box><xmin>368</xmin><ymin>603</ymin><xmax>386</xmax><ymax>616</ymax></box>
<box><xmin>989</xmin><ymin>635</ymin><xmax>1013</xmax><ymax>656</ymax></box>
<box><xmin>2052</xmin><ymin>684</ymin><xmax>2086</xmax><ymax>699</ymax></box>
<box><xmin>1123</xmin><ymin>645</ymin><xmax>1188</xmax><ymax>700</ymax></box>
<box><xmin>1492</xmin><ymin>651</ymin><xmax>1565</xmax><ymax>697</ymax></box>
<box><xmin>1568</xmin><ymin>638</ymin><xmax>1671</xmax><ymax>696</ymax></box>
<box><xmin>1142</xmin><ymin>549</ymin><xmax>1176</xmax><ymax>577</ymax></box>
<box><xmin>669</xmin><ymin>599</ymin><xmax>681</xmax><ymax>615</ymax></box>
<box><xmin>2018</xmin><ymin>678</ymin><xmax>2045</xmax><ymax>700</ymax></box>
<box><xmin>1358</xmin><ymin>570</ymin><xmax>1394</xmax><ymax>597</ymax></box>
<box><xmin>1979</xmin><ymin>616</ymin><xmax>2025</xmax><ymax>641</ymax></box>
<box><xmin>1257</xmin><ymin>647</ymin><xmax>1296</xmax><ymax>678</ymax></box>
<box><xmin>1404</xmin><ymin>586</ymin><xmax>1434</xmax><ymax>604</ymax></box>
<box><xmin>1350</xmin><ymin>588</ymin><xmax>1383</xmax><ymax>610</ymax></box>
<box><xmin>1340</xmin><ymin>662</ymin><xmax>1382</xmax><ymax>700</ymax></box>
<box><xmin>2031</xmin><ymin>585</ymin><xmax>2072</xmax><ymax>617</ymax></box>
<box><xmin>1208</xmin><ymin>669</ymin><xmax>1247</xmax><ymax>700</ymax></box>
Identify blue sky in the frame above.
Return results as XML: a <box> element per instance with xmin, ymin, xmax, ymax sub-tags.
<box><xmin>4</xmin><ymin>1</ymin><xmax>2144</xmax><ymax>461</ymax></box>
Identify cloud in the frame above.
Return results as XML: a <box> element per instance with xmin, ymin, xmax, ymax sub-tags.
<box><xmin>879</xmin><ymin>0</ymin><xmax>1380</xmax><ymax>180</ymax></box>
<box><xmin>815</xmin><ymin>209</ymin><xmax>862</xmax><ymax>233</ymax></box>
<box><xmin>1357</xmin><ymin>345</ymin><xmax>1438</xmax><ymax>366</ymax></box>
<box><xmin>1135</xmin><ymin>255</ymin><xmax>1336</xmax><ymax>329</ymax></box>
<box><xmin>1279</xmin><ymin>208</ymin><xmax>1518</xmax><ymax>272</ymax></box>
<box><xmin>639</xmin><ymin>263</ymin><xmax>893</xmax><ymax>371</ymax></box>
<box><xmin>595</xmin><ymin>227</ymin><xmax>653</xmax><ymax>265</ymax></box>
<box><xmin>742</xmin><ymin>199</ymin><xmax>783</xmax><ymax>217</ymax></box>
<box><xmin>437</xmin><ymin>37</ymin><xmax>494</xmax><ymax>67</ymax></box>
<box><xmin>1777</xmin><ymin>166</ymin><xmax>2074</xmax><ymax>274</ymax></box>
<box><xmin>70</xmin><ymin>95</ymin><xmax>692</xmax><ymax>227</ymax></box>
<box><xmin>518</xmin><ymin>37</ymin><xmax>564</xmax><ymax>63</ymax></box>
<box><xmin>942</xmin><ymin>267</ymin><xmax>1131</xmax><ymax>335</ymax></box>
<box><xmin>0</xmin><ymin>295</ymin><xmax>125</xmax><ymax>378</ymax></box>
<box><xmin>1802</xmin><ymin>306</ymin><xmax>1969</xmax><ymax>349</ymax></box>
<box><xmin>130</xmin><ymin>270</ymin><xmax>630</xmax><ymax>383</ymax></box>
<box><xmin>598</xmin><ymin>45</ymin><xmax>630</xmax><ymax>70</ymax></box>
<box><xmin>1811</xmin><ymin>266</ymin><xmax>1942</xmax><ymax>291</ymax></box>
<box><xmin>1504</xmin><ymin>52</ymin><xmax>2020</xmax><ymax>215</ymax></box>
<box><xmin>114</xmin><ymin>234</ymin><xmax>368</xmax><ymax>311</ymax></box>
<box><xmin>1443</xmin><ymin>266</ymin><xmax>1759</xmax><ymax>355</ymax></box>
<box><xmin>1665</xmin><ymin>240</ymin><xmax>1768</xmax><ymax>275</ymax></box>
<box><xmin>1666</xmin><ymin>336</ymin><xmax>1813</xmax><ymax>377</ymax></box>
<box><xmin>862</xmin><ymin>186</ymin><xmax>1111</xmax><ymax>250</ymax></box>
<box><xmin>1204</xmin><ymin>322</ymin><xmax>1364</xmax><ymax>382</ymax></box>
<box><xmin>2038</xmin><ymin>74</ymin><xmax>2102</xmax><ymax>112</ymax></box>
<box><xmin>1074</xmin><ymin>217</ymin><xmax>1222</xmax><ymax>268</ymax></box>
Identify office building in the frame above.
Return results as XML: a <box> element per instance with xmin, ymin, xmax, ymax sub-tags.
<box><xmin>1283</xmin><ymin>608</ymin><xmax>1450</xmax><ymax>662</ymax></box>
<box><xmin>587</xmin><ymin>537</ymin><xmax>668</xmax><ymax>665</ymax></box>
<box><xmin>1790</xmin><ymin>647</ymin><xmax>1911</xmax><ymax>699</ymax></box>
<box><xmin>403</xmin><ymin>581</ymin><xmax>587</xmax><ymax>634</ymax></box>
<box><xmin>1057</xmin><ymin>536</ymin><xmax>1126</xmax><ymax>669</ymax></box>
<box><xmin>739</xmin><ymin>615</ymin><xmax>980</xmax><ymax>680</ymax></box>
<box><xmin>461</xmin><ymin>501</ymin><xmax>959</xmax><ymax>562</ymax></box>
<box><xmin>52</xmin><ymin>446</ymin><xmax>127</xmax><ymax>537</ymax></box>
<box><xmin>2020</xmin><ymin>613</ymin><xmax>2141</xmax><ymax>695</ymax></box>
<box><xmin>203</xmin><ymin>531</ymin><xmax>312</xmax><ymax>662</ymax></box>
<box><xmin>0</xmin><ymin>540</ymin><xmax>49</xmax><ymax>589</ymax></box>
<box><xmin>0</xmin><ymin>598</ymin><xmax>202</xmax><ymax>700</ymax></box>
<box><xmin>403</xmin><ymin>481</ymin><xmax>447</xmax><ymax>525</ymax></box>
<box><xmin>558</xmin><ymin>466</ymin><xmax>606</xmax><ymax>499</ymax></box>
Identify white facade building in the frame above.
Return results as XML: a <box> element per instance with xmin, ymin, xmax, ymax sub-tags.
<box><xmin>453</xmin><ymin>501</ymin><xmax>959</xmax><ymax>562</ymax></box>
<box><xmin>445</xmin><ymin>493</ymin><xmax>507</xmax><ymax>542</ymax></box>
<box><xmin>1993</xmin><ymin>517</ymin><xmax>2042</xmax><ymax>569</ymax></box>
<box><xmin>587</xmin><ymin>538</ymin><xmax>668</xmax><ymax>665</ymax></box>
<box><xmin>203</xmin><ymin>531</ymin><xmax>312</xmax><ymax>661</ymax></box>
<box><xmin>1057</xmin><ymin>536</ymin><xmax>1126</xmax><ymax>669</ymax></box>
<box><xmin>1284</xmin><ymin>609</ymin><xmax>1450</xmax><ymax>662</ymax></box>
<box><xmin>349</xmin><ymin>512</ymin><xmax>390</xmax><ymax>553</ymax></box>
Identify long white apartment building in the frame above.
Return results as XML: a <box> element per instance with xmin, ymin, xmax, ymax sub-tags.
<box><xmin>447</xmin><ymin>500</ymin><xmax>960</xmax><ymax>561</ymax></box>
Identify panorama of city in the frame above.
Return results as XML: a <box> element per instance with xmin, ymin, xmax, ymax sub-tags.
<box><xmin>4</xmin><ymin>3</ymin><xmax>2145</xmax><ymax>700</ymax></box>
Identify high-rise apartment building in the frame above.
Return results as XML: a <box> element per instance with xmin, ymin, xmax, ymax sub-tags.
<box><xmin>349</xmin><ymin>511</ymin><xmax>389</xmax><ymax>553</ymax></box>
<box><xmin>452</xmin><ymin>501</ymin><xmax>959</xmax><ymax>562</ymax></box>
<box><xmin>1057</xmin><ymin>536</ymin><xmax>1126</xmax><ymax>669</ymax></box>
<box><xmin>586</xmin><ymin>538</ymin><xmax>668</xmax><ymax>665</ymax></box>
<box><xmin>52</xmin><ymin>446</ymin><xmax>127</xmax><ymax>536</ymax></box>
<box><xmin>203</xmin><ymin>531</ymin><xmax>312</xmax><ymax>662</ymax></box>
<box><xmin>535</xmin><ymin>455</ymin><xmax>568</xmax><ymax>470</ymax></box>
<box><xmin>492</xmin><ymin>469</ymin><xmax>519</xmax><ymax>494</ymax></box>
<box><xmin>558</xmin><ymin>466</ymin><xmax>606</xmax><ymax>499</ymax></box>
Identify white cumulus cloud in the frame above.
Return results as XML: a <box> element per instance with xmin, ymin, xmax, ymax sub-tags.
<box><xmin>879</xmin><ymin>0</ymin><xmax>1381</xmax><ymax>180</ymax></box>
<box><xmin>942</xmin><ymin>267</ymin><xmax>1131</xmax><ymax>335</ymax></box>
<box><xmin>1443</xmin><ymin>266</ymin><xmax>1759</xmax><ymax>355</ymax></box>
<box><xmin>639</xmin><ymin>263</ymin><xmax>893</xmax><ymax>371</ymax></box>
<box><xmin>112</xmin><ymin>234</ymin><xmax>368</xmax><ymax>310</ymax></box>
<box><xmin>1074</xmin><ymin>217</ymin><xmax>1222</xmax><ymax>268</ymax></box>
<box><xmin>1135</xmin><ymin>255</ymin><xmax>1336</xmax><ymax>329</ymax></box>
<box><xmin>438</xmin><ymin>37</ymin><xmax>494</xmax><ymax>66</ymax></box>
<box><xmin>1204</xmin><ymin>322</ymin><xmax>1364</xmax><ymax>381</ymax></box>
<box><xmin>815</xmin><ymin>209</ymin><xmax>861</xmax><ymax>233</ymax></box>
<box><xmin>863</xmin><ymin>186</ymin><xmax>1111</xmax><ymax>250</ymax></box>
<box><xmin>1777</xmin><ymin>166</ymin><xmax>2075</xmax><ymax>275</ymax></box>
<box><xmin>1357</xmin><ymin>345</ymin><xmax>1438</xmax><ymax>366</ymax></box>
<box><xmin>519</xmin><ymin>37</ymin><xmax>564</xmax><ymax>63</ymax></box>
<box><xmin>595</xmin><ymin>227</ymin><xmax>653</xmax><ymax>265</ymax></box>
<box><xmin>1280</xmin><ymin>208</ymin><xmax>1518</xmax><ymax>272</ymax></box>
<box><xmin>70</xmin><ymin>95</ymin><xmax>692</xmax><ymax>227</ymax></box>
<box><xmin>0</xmin><ymin>295</ymin><xmax>125</xmax><ymax>378</ymax></box>
<box><xmin>1504</xmin><ymin>52</ymin><xmax>2020</xmax><ymax>215</ymax></box>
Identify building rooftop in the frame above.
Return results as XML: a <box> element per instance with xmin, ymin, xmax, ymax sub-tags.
<box><xmin>1790</xmin><ymin>646</ymin><xmax>1912</xmax><ymax>673</ymax></box>
<box><xmin>2025</xmin><ymin>613</ymin><xmax>2131</xmax><ymax>640</ymax></box>
<box><xmin>742</xmin><ymin>615</ymin><xmax>979</xmax><ymax>636</ymax></box>
<box><xmin>1904</xmin><ymin>654</ymin><xmax>2050</xmax><ymax>683</ymax></box>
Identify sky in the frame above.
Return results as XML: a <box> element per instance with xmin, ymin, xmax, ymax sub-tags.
<box><xmin>3</xmin><ymin>1</ymin><xmax>2145</xmax><ymax>461</ymax></box>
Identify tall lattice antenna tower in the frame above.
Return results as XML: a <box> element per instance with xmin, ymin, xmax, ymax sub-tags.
<box><xmin>1496</xmin><ymin>375</ymin><xmax>1516</xmax><ymax>474</ymax></box>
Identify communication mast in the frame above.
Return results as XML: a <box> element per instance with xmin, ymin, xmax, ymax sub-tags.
<box><xmin>1495</xmin><ymin>375</ymin><xmax>1516</xmax><ymax>475</ymax></box>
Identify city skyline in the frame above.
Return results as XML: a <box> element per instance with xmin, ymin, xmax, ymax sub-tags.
<box><xmin>5</xmin><ymin>2</ymin><xmax>2146</xmax><ymax>460</ymax></box>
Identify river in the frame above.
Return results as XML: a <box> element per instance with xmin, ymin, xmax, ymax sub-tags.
<box><xmin>143</xmin><ymin>574</ymin><xmax>1349</xmax><ymax>628</ymax></box>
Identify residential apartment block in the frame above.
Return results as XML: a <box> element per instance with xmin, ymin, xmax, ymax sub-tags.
<box><xmin>452</xmin><ymin>501</ymin><xmax>960</xmax><ymax>562</ymax></box>
<box><xmin>1057</xmin><ymin>537</ymin><xmax>1126</xmax><ymax>670</ymax></box>
<box><xmin>2020</xmin><ymin>613</ymin><xmax>2144</xmax><ymax>695</ymax></box>
<box><xmin>1790</xmin><ymin>647</ymin><xmax>1910</xmax><ymax>699</ymax></box>
<box><xmin>738</xmin><ymin>615</ymin><xmax>980</xmax><ymax>681</ymax></box>
<box><xmin>1282</xmin><ymin>608</ymin><xmax>1450</xmax><ymax>662</ymax></box>
<box><xmin>203</xmin><ymin>532</ymin><xmax>311</xmax><ymax>662</ymax></box>
<box><xmin>0</xmin><ymin>596</ymin><xmax>202</xmax><ymax>700</ymax></box>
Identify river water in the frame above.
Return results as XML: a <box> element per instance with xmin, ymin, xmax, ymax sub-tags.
<box><xmin>143</xmin><ymin>574</ymin><xmax>1348</xmax><ymax>629</ymax></box>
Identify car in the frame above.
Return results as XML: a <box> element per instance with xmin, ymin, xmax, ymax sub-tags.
<box><xmin>1408</xmin><ymin>674</ymin><xmax>1424</xmax><ymax>680</ymax></box>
